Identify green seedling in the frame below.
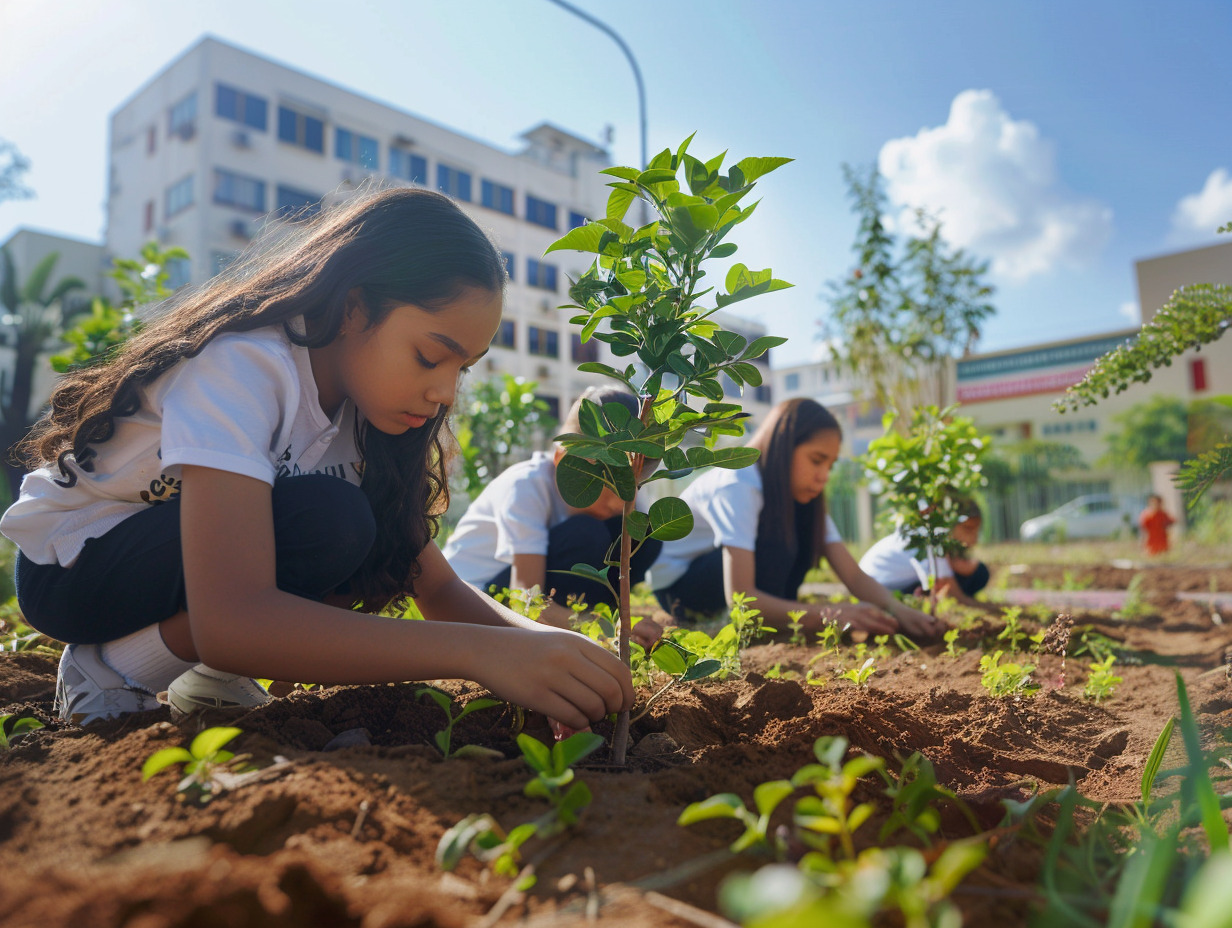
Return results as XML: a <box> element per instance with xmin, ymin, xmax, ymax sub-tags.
<box><xmin>141</xmin><ymin>726</ymin><xmax>251</xmax><ymax>802</ymax></box>
<box><xmin>0</xmin><ymin>713</ymin><xmax>44</xmax><ymax>750</ymax></box>
<box><xmin>979</xmin><ymin>650</ymin><xmax>1038</xmax><ymax>699</ymax></box>
<box><xmin>838</xmin><ymin>656</ymin><xmax>877</xmax><ymax>688</ymax></box>
<box><xmin>791</xmin><ymin>735</ymin><xmax>885</xmax><ymax>862</ymax></box>
<box><xmin>631</xmin><ymin>638</ymin><xmax>723</xmax><ymax>721</ymax></box>
<box><xmin>1083</xmin><ymin>655</ymin><xmax>1122</xmax><ymax>703</ymax></box>
<box><xmin>1114</xmin><ymin>573</ymin><xmax>1154</xmax><ymax>622</ymax></box>
<box><xmin>786</xmin><ymin>609</ymin><xmax>807</xmax><ymax>646</ymax></box>
<box><xmin>942</xmin><ymin>627</ymin><xmax>967</xmax><ymax>658</ymax></box>
<box><xmin>548</xmin><ymin>139</ymin><xmax>791</xmax><ymax>764</ymax></box>
<box><xmin>1072</xmin><ymin>626</ymin><xmax>1119</xmax><ymax>663</ymax></box>
<box><xmin>764</xmin><ymin>663</ymin><xmax>800</xmax><ymax>681</ymax></box>
<box><xmin>415</xmin><ymin>687</ymin><xmax>504</xmax><ymax>759</ymax></box>
<box><xmin>815</xmin><ymin>617</ymin><xmax>846</xmax><ymax>655</ymax></box>
<box><xmin>437</xmin><ymin>731</ymin><xmax>604</xmax><ymax>887</ymax></box>
<box><xmin>877</xmin><ymin>751</ymin><xmax>980</xmax><ymax>844</ymax></box>
<box><xmin>871</xmin><ymin>635</ymin><xmax>892</xmax><ymax>660</ymax></box>
<box><xmin>730</xmin><ymin>592</ymin><xmax>776</xmax><ymax>648</ymax></box>
<box><xmin>678</xmin><ymin>777</ymin><xmax>797</xmax><ymax>855</ymax></box>
<box><xmin>996</xmin><ymin>606</ymin><xmax>1028</xmax><ymax>654</ymax></box>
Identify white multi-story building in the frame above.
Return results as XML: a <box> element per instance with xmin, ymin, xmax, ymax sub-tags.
<box><xmin>105</xmin><ymin>35</ymin><xmax>772</xmax><ymax>425</ymax></box>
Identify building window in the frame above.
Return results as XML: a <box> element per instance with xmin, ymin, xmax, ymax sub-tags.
<box><xmin>571</xmin><ymin>333</ymin><xmax>598</xmax><ymax>363</ymax></box>
<box><xmin>215</xmin><ymin>84</ymin><xmax>268</xmax><ymax>131</ymax></box>
<box><xmin>335</xmin><ymin>128</ymin><xmax>378</xmax><ymax>169</ymax></box>
<box><xmin>143</xmin><ymin>200</ymin><xmax>155</xmax><ymax>234</ymax></box>
<box><xmin>754</xmin><ymin>385</ymin><xmax>772</xmax><ymax>404</ymax></box>
<box><xmin>1191</xmin><ymin>358</ymin><xmax>1208</xmax><ymax>392</ymax></box>
<box><xmin>213</xmin><ymin>169</ymin><xmax>266</xmax><ymax>212</ymax></box>
<box><xmin>437</xmin><ymin>164</ymin><xmax>472</xmax><ymax>201</ymax></box>
<box><xmin>165</xmin><ymin>175</ymin><xmax>194</xmax><ymax>219</ymax></box>
<box><xmin>501</xmin><ymin>251</ymin><xmax>515</xmax><ymax>280</ymax></box>
<box><xmin>481</xmin><ymin>179</ymin><xmax>515</xmax><ymax>215</ymax></box>
<box><xmin>784</xmin><ymin>372</ymin><xmax>800</xmax><ymax>391</ymax></box>
<box><xmin>275</xmin><ymin>185</ymin><xmax>323</xmax><ymax>220</ymax></box>
<box><xmin>389</xmin><ymin>148</ymin><xmax>427</xmax><ymax>184</ymax></box>
<box><xmin>528</xmin><ymin>326</ymin><xmax>559</xmax><ymax>358</ymax></box>
<box><xmin>165</xmin><ymin>257</ymin><xmax>191</xmax><ymax>290</ymax></box>
<box><xmin>537</xmin><ymin>394</ymin><xmax>561</xmax><ymax>421</ymax></box>
<box><xmin>526</xmin><ymin>258</ymin><xmax>558</xmax><ymax>291</ymax></box>
<box><xmin>168</xmin><ymin>92</ymin><xmax>197</xmax><ymax>139</ymax></box>
<box><xmin>526</xmin><ymin>195</ymin><xmax>558</xmax><ymax>230</ymax></box>
<box><xmin>568</xmin><ymin>210</ymin><xmax>587</xmax><ymax>229</ymax></box>
<box><xmin>492</xmin><ymin>319</ymin><xmax>516</xmax><ymax>349</ymax></box>
<box><xmin>278</xmin><ymin>105</ymin><xmax>325</xmax><ymax>153</ymax></box>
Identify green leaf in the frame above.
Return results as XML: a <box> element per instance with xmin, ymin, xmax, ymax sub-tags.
<box><xmin>141</xmin><ymin>747</ymin><xmax>195</xmax><ymax>780</ymax></box>
<box><xmin>1141</xmin><ymin>716</ymin><xmax>1175</xmax><ymax>805</ymax></box>
<box><xmin>650</xmin><ymin>641</ymin><xmax>689</xmax><ymax>675</ymax></box>
<box><xmin>545</xmin><ymin>223</ymin><xmax>607</xmax><ymax>255</ymax></box>
<box><xmin>436</xmin><ymin>813</ymin><xmax>498</xmax><ymax>871</ymax></box>
<box><xmin>555</xmin><ymin>454</ymin><xmax>607</xmax><ymax>507</ymax></box>
<box><xmin>190</xmin><ymin>726</ymin><xmax>242</xmax><ymax>759</ymax></box>
<box><xmin>559</xmin><ymin>780</ymin><xmax>594</xmax><ymax>817</ymax></box>
<box><xmin>731</xmin><ymin>156</ymin><xmax>793</xmax><ymax>185</ymax></box>
<box><xmin>753</xmin><ymin>779</ymin><xmax>795</xmax><ymax>818</ymax></box>
<box><xmin>625</xmin><ymin>510</ymin><xmax>649</xmax><ymax>541</ymax></box>
<box><xmin>709</xmin><ymin>447</ymin><xmax>760</xmax><ymax>469</ymax></box>
<box><xmin>648</xmin><ymin>497</ymin><xmax>694</xmax><ymax>541</ymax></box>
<box><xmin>600</xmin><ymin>166</ymin><xmax>641</xmax><ymax>181</ymax></box>
<box><xmin>417</xmin><ymin>686</ymin><xmax>452</xmax><ymax>713</ymax></box>
<box><xmin>678</xmin><ymin>793</ymin><xmax>746</xmax><ymax>825</ymax></box>
<box><xmin>741</xmin><ymin>335</ymin><xmax>788</xmax><ymax>360</ymax></box>
<box><xmin>606</xmin><ymin>185</ymin><xmax>637</xmax><ymax>222</ymax></box>
<box><xmin>710</xmin><ymin>242</ymin><xmax>738</xmax><ymax>259</ymax></box>
<box><xmin>680</xmin><ymin>659</ymin><xmax>722</xmax><ymax>682</ymax></box>
<box><xmin>729</xmin><ymin>362</ymin><xmax>763</xmax><ymax>387</ymax></box>
<box><xmin>455</xmin><ymin>696</ymin><xmax>503</xmax><ymax>721</ymax></box>
<box><xmin>516</xmin><ymin>733</ymin><xmax>553</xmax><ymax>775</ymax></box>
<box><xmin>552</xmin><ymin>730</ymin><xmax>606</xmax><ymax>772</ymax></box>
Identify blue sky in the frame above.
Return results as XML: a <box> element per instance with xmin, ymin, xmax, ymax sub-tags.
<box><xmin>2</xmin><ymin>0</ymin><xmax>1230</xmax><ymax>367</ymax></box>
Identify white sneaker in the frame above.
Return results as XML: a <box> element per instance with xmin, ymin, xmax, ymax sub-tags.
<box><xmin>164</xmin><ymin>664</ymin><xmax>270</xmax><ymax>715</ymax></box>
<box><xmin>55</xmin><ymin>643</ymin><xmax>162</xmax><ymax>726</ymax></box>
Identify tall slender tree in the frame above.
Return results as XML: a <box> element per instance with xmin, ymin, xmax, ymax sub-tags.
<box><xmin>822</xmin><ymin>164</ymin><xmax>995</xmax><ymax>426</ymax></box>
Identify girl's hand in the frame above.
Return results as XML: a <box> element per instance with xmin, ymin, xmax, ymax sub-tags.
<box><xmin>888</xmin><ymin>601</ymin><xmax>946</xmax><ymax>639</ymax></box>
<box><xmin>825</xmin><ymin>601</ymin><xmax>899</xmax><ymax>636</ymax></box>
<box><xmin>471</xmin><ymin>627</ymin><xmax>634</xmax><ymax>731</ymax></box>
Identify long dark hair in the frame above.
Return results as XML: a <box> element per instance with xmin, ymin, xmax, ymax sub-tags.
<box><xmin>19</xmin><ymin>185</ymin><xmax>506</xmax><ymax>612</ymax></box>
<box><xmin>745</xmin><ymin>398</ymin><xmax>842</xmax><ymax>595</ymax></box>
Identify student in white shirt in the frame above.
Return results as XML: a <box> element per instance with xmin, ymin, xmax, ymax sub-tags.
<box><xmin>649</xmin><ymin>398</ymin><xmax>941</xmax><ymax>638</ymax></box>
<box><xmin>859</xmin><ymin>499</ymin><xmax>991</xmax><ymax>607</ymax></box>
<box><xmin>444</xmin><ymin>386</ymin><xmax>663</xmax><ymax>646</ymax></box>
<box><xmin>4</xmin><ymin>187</ymin><xmax>632</xmax><ymax>731</ymax></box>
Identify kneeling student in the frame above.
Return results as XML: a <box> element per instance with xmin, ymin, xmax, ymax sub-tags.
<box><xmin>859</xmin><ymin>499</ymin><xmax>993</xmax><ymax>609</ymax></box>
<box><xmin>443</xmin><ymin>386</ymin><xmax>664</xmax><ymax>645</ymax></box>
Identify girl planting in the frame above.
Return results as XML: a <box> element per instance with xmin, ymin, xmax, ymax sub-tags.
<box><xmin>649</xmin><ymin>398</ymin><xmax>941</xmax><ymax>638</ymax></box>
<box><xmin>2</xmin><ymin>186</ymin><xmax>631</xmax><ymax>730</ymax></box>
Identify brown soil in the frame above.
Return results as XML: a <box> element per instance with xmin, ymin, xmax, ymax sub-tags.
<box><xmin>3</xmin><ymin>564</ymin><xmax>1230</xmax><ymax>928</ymax></box>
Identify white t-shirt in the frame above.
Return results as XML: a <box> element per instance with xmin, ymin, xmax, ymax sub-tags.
<box><xmin>858</xmin><ymin>529</ymin><xmax>953</xmax><ymax>591</ymax></box>
<box><xmin>1</xmin><ymin>325</ymin><xmax>362</xmax><ymax>566</ymax></box>
<box><xmin>647</xmin><ymin>464</ymin><xmax>842</xmax><ymax>591</ymax></box>
<box><xmin>442</xmin><ymin>451</ymin><xmax>573</xmax><ymax>585</ymax></box>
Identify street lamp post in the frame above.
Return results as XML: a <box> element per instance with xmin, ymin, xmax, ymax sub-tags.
<box><xmin>545</xmin><ymin>0</ymin><xmax>647</xmax><ymax>170</ymax></box>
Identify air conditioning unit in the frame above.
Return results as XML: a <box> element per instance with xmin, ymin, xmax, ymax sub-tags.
<box><xmin>536</xmin><ymin>364</ymin><xmax>551</xmax><ymax>379</ymax></box>
<box><xmin>539</xmin><ymin>299</ymin><xmax>554</xmax><ymax>314</ymax></box>
<box><xmin>229</xmin><ymin>219</ymin><xmax>251</xmax><ymax>240</ymax></box>
<box><xmin>174</xmin><ymin>123</ymin><xmax>196</xmax><ymax>141</ymax></box>
<box><xmin>393</xmin><ymin>134</ymin><xmax>416</xmax><ymax>147</ymax></box>
<box><xmin>231</xmin><ymin>130</ymin><xmax>252</xmax><ymax>149</ymax></box>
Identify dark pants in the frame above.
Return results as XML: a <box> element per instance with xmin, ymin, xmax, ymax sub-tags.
<box><xmin>16</xmin><ymin>475</ymin><xmax>375</xmax><ymax>644</ymax></box>
<box><xmin>890</xmin><ymin>561</ymin><xmax>990</xmax><ymax>597</ymax></box>
<box><xmin>483</xmin><ymin>513</ymin><xmax>662</xmax><ymax>609</ymax></box>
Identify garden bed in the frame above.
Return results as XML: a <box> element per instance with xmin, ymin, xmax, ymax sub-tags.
<box><xmin>2</xmin><ymin>561</ymin><xmax>1231</xmax><ymax>928</ymax></box>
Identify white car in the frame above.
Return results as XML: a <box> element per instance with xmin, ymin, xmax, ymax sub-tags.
<box><xmin>1019</xmin><ymin>494</ymin><xmax>1141</xmax><ymax>542</ymax></box>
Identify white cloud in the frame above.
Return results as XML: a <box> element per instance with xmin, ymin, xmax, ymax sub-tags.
<box><xmin>1170</xmin><ymin>168</ymin><xmax>1232</xmax><ymax>243</ymax></box>
<box><xmin>878</xmin><ymin>89</ymin><xmax>1113</xmax><ymax>281</ymax></box>
<box><xmin>1117</xmin><ymin>300</ymin><xmax>1139</xmax><ymax>325</ymax></box>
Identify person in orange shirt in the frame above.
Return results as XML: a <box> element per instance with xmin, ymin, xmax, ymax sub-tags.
<box><xmin>1139</xmin><ymin>494</ymin><xmax>1176</xmax><ymax>556</ymax></box>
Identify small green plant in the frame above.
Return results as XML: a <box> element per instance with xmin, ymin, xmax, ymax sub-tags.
<box><xmin>630</xmin><ymin>637</ymin><xmax>723</xmax><ymax>721</ymax></box>
<box><xmin>943</xmin><ymin>628</ymin><xmax>967</xmax><ymax>658</ymax></box>
<box><xmin>1083</xmin><ymin>655</ymin><xmax>1122</xmax><ymax>703</ymax></box>
<box><xmin>1114</xmin><ymin>573</ymin><xmax>1154</xmax><ymax>622</ymax></box>
<box><xmin>452</xmin><ymin>374</ymin><xmax>557</xmax><ymax>499</ymax></box>
<box><xmin>871</xmin><ymin>635</ymin><xmax>892</xmax><ymax>660</ymax></box>
<box><xmin>786</xmin><ymin>609</ymin><xmax>807</xmax><ymax>646</ymax></box>
<box><xmin>877</xmin><ymin>751</ymin><xmax>980</xmax><ymax>844</ymax></box>
<box><xmin>996</xmin><ymin>605</ymin><xmax>1028</xmax><ymax>653</ymax></box>
<box><xmin>979</xmin><ymin>650</ymin><xmax>1038</xmax><ymax>698</ymax></box>
<box><xmin>415</xmin><ymin>687</ymin><xmax>504</xmax><ymax>759</ymax></box>
<box><xmin>0</xmin><ymin>713</ymin><xmax>44</xmax><ymax>750</ymax></box>
<box><xmin>141</xmin><ymin>726</ymin><xmax>251</xmax><ymax>802</ymax></box>
<box><xmin>815</xmin><ymin>616</ymin><xmax>846</xmax><ymax>654</ymax></box>
<box><xmin>730</xmin><ymin>592</ymin><xmax>776</xmax><ymax>648</ymax></box>
<box><xmin>791</xmin><ymin>736</ymin><xmax>885</xmax><ymax>862</ymax></box>
<box><xmin>838</xmin><ymin>656</ymin><xmax>877</xmax><ymax>688</ymax></box>
<box><xmin>437</xmin><ymin>731</ymin><xmax>604</xmax><ymax>887</ymax></box>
